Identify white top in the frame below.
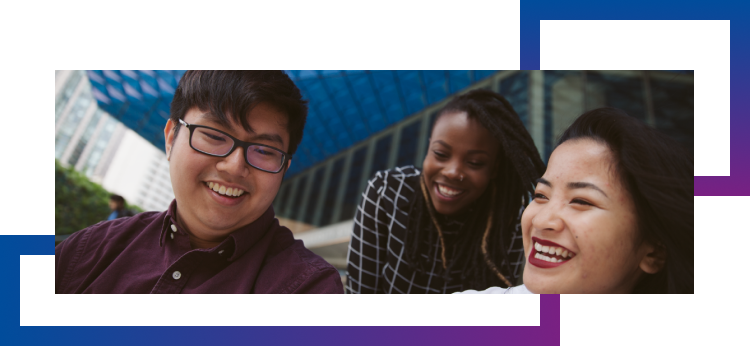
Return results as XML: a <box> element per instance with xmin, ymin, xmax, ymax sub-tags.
<box><xmin>455</xmin><ymin>284</ymin><xmax>534</xmax><ymax>294</ymax></box>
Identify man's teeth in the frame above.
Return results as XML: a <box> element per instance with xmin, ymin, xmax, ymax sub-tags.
<box><xmin>534</xmin><ymin>242</ymin><xmax>573</xmax><ymax>263</ymax></box>
<box><xmin>207</xmin><ymin>182</ymin><xmax>245</xmax><ymax>197</ymax></box>
<box><xmin>437</xmin><ymin>184</ymin><xmax>463</xmax><ymax>197</ymax></box>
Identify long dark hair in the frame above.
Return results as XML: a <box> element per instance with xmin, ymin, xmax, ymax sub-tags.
<box><xmin>557</xmin><ymin>107</ymin><xmax>694</xmax><ymax>294</ymax></box>
<box><xmin>404</xmin><ymin>89</ymin><xmax>546</xmax><ymax>289</ymax></box>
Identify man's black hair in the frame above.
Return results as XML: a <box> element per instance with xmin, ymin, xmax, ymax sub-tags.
<box><xmin>170</xmin><ymin>71</ymin><xmax>308</xmax><ymax>157</ymax></box>
<box><xmin>405</xmin><ymin>89</ymin><xmax>546</xmax><ymax>290</ymax></box>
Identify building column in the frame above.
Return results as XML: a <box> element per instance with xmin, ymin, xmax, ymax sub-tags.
<box><xmin>387</xmin><ymin>124</ymin><xmax>401</xmax><ymax>169</ymax></box>
<box><xmin>311</xmin><ymin>160</ymin><xmax>334</xmax><ymax>226</ymax></box>
<box><xmin>281</xmin><ymin>176</ymin><xmax>301</xmax><ymax>218</ymax></box>
<box><xmin>528</xmin><ymin>70</ymin><xmax>546</xmax><ymax>159</ymax></box>
<box><xmin>415</xmin><ymin>111</ymin><xmax>432</xmax><ymax>167</ymax></box>
<box><xmin>330</xmin><ymin>149</ymin><xmax>354</xmax><ymax>224</ymax></box>
<box><xmin>295</xmin><ymin>167</ymin><xmax>316</xmax><ymax>222</ymax></box>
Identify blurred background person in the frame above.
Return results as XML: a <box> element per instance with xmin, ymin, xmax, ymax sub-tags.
<box><xmin>346</xmin><ymin>90</ymin><xmax>545</xmax><ymax>293</ymax></box>
<box><xmin>107</xmin><ymin>194</ymin><xmax>133</xmax><ymax>220</ymax></box>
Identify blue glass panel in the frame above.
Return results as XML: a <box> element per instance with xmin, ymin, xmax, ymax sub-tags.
<box><xmin>448</xmin><ymin>70</ymin><xmax>472</xmax><ymax>94</ymax></box>
<box><xmin>310</xmin><ymin>126</ymin><xmax>334</xmax><ymax>154</ymax></box>
<box><xmin>475</xmin><ymin>70</ymin><xmax>496</xmax><ymax>81</ymax></box>
<box><xmin>395</xmin><ymin>70</ymin><xmax>425</xmax><ymax>115</ymax></box>
<box><xmin>320</xmin><ymin>70</ymin><xmax>343</xmax><ymax>77</ymax></box>
<box><xmin>352</xmin><ymin>122</ymin><xmax>368</xmax><ymax>138</ymax></box>
<box><xmin>326</xmin><ymin>75</ymin><xmax>348</xmax><ymax>94</ymax></box>
<box><xmin>422</xmin><ymin>70</ymin><xmax>448</xmax><ymax>105</ymax></box>
<box><xmin>366</xmin><ymin>113</ymin><xmax>386</xmax><ymax>134</ymax></box>
<box><xmin>371</xmin><ymin>71</ymin><xmax>405</xmax><ymax>124</ymax></box>
<box><xmin>305</xmin><ymin>79</ymin><xmax>330</xmax><ymax>102</ymax></box>
<box><xmin>300</xmin><ymin>70</ymin><xmax>320</xmax><ymax>79</ymax></box>
<box><xmin>138</xmin><ymin>73</ymin><xmax>161</xmax><ymax>99</ymax></box>
<box><xmin>285</xmin><ymin>70</ymin><xmax>300</xmax><ymax>80</ymax></box>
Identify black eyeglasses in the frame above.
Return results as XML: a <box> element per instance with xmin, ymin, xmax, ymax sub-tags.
<box><xmin>178</xmin><ymin>119</ymin><xmax>289</xmax><ymax>174</ymax></box>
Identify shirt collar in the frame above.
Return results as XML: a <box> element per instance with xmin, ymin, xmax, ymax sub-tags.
<box><xmin>159</xmin><ymin>200</ymin><xmax>277</xmax><ymax>261</ymax></box>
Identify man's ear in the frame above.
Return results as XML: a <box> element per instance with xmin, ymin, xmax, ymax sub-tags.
<box><xmin>639</xmin><ymin>241</ymin><xmax>667</xmax><ymax>274</ymax></box>
<box><xmin>164</xmin><ymin>120</ymin><xmax>176</xmax><ymax>160</ymax></box>
<box><xmin>285</xmin><ymin>159</ymin><xmax>292</xmax><ymax>173</ymax></box>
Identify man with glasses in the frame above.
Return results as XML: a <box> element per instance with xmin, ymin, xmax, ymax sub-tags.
<box><xmin>55</xmin><ymin>71</ymin><xmax>343</xmax><ymax>293</ymax></box>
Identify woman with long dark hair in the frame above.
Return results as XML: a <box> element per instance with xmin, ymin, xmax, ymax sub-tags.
<box><xmin>461</xmin><ymin>107</ymin><xmax>693</xmax><ymax>294</ymax></box>
<box><xmin>346</xmin><ymin>89</ymin><xmax>545</xmax><ymax>293</ymax></box>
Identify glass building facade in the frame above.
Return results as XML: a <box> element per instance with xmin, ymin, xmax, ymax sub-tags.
<box><xmin>55</xmin><ymin>70</ymin><xmax>120</xmax><ymax>178</ymax></box>
<box><xmin>55</xmin><ymin>71</ymin><xmax>176</xmax><ymax>211</ymax></box>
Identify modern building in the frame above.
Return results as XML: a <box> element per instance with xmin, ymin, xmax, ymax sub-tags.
<box><xmin>55</xmin><ymin>70</ymin><xmax>174</xmax><ymax>211</ymax></box>
<box><xmin>77</xmin><ymin>70</ymin><xmax>694</xmax><ymax>270</ymax></box>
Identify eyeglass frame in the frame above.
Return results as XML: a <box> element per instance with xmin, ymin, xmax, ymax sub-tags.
<box><xmin>177</xmin><ymin>118</ymin><xmax>291</xmax><ymax>174</ymax></box>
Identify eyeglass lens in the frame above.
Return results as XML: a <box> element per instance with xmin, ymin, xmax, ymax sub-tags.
<box><xmin>191</xmin><ymin>127</ymin><xmax>284</xmax><ymax>172</ymax></box>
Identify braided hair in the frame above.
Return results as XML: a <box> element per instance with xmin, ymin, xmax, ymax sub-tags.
<box><xmin>404</xmin><ymin>89</ymin><xmax>546</xmax><ymax>290</ymax></box>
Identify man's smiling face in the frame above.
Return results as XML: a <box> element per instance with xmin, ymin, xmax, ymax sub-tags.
<box><xmin>165</xmin><ymin>103</ymin><xmax>290</xmax><ymax>244</ymax></box>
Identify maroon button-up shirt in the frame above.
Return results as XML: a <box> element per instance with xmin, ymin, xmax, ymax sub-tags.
<box><xmin>55</xmin><ymin>201</ymin><xmax>343</xmax><ymax>294</ymax></box>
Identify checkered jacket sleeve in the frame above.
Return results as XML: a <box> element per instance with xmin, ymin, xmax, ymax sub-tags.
<box><xmin>346</xmin><ymin>170</ymin><xmax>392</xmax><ymax>294</ymax></box>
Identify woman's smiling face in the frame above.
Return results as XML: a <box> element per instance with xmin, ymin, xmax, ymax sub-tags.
<box><xmin>421</xmin><ymin>111</ymin><xmax>499</xmax><ymax>216</ymax></box>
<box><xmin>521</xmin><ymin>139</ymin><xmax>654</xmax><ymax>294</ymax></box>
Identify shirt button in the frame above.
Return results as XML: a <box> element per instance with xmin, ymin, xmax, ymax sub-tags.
<box><xmin>172</xmin><ymin>271</ymin><xmax>182</xmax><ymax>280</ymax></box>
<box><xmin>218</xmin><ymin>250</ymin><xmax>225</xmax><ymax>255</ymax></box>
<box><xmin>170</xmin><ymin>233</ymin><xmax>174</xmax><ymax>239</ymax></box>
<box><xmin>171</xmin><ymin>224</ymin><xmax>177</xmax><ymax>232</ymax></box>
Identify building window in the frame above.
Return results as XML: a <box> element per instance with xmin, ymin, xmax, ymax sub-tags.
<box><xmin>544</xmin><ymin>70</ymin><xmax>587</xmax><ymax>160</ymax></box>
<box><xmin>368</xmin><ymin>134</ymin><xmax>392</xmax><ymax>178</ymax></box>
<box><xmin>500</xmin><ymin>71</ymin><xmax>529</xmax><ymax>128</ymax></box>
<box><xmin>320</xmin><ymin>157</ymin><xmax>345</xmax><ymax>226</ymax></box>
<box><xmin>82</xmin><ymin>117</ymin><xmax>118</xmax><ymax>177</ymax></box>
<box><xmin>289</xmin><ymin>175</ymin><xmax>308</xmax><ymax>218</ymax></box>
<box><xmin>650</xmin><ymin>78</ymin><xmax>694</xmax><ymax>156</ymax></box>
<box><xmin>55</xmin><ymin>88</ymin><xmax>92</xmax><ymax>159</ymax></box>
<box><xmin>428</xmin><ymin>110</ymin><xmax>440</xmax><ymax>133</ymax></box>
<box><xmin>339</xmin><ymin>146</ymin><xmax>367</xmax><ymax>222</ymax></box>
<box><xmin>586</xmin><ymin>72</ymin><xmax>647</xmax><ymax>123</ymax></box>
<box><xmin>302</xmin><ymin>167</ymin><xmax>326</xmax><ymax>224</ymax></box>
<box><xmin>67</xmin><ymin>110</ymin><xmax>104</xmax><ymax>167</ymax></box>
<box><xmin>396</xmin><ymin>121</ymin><xmax>421</xmax><ymax>167</ymax></box>
<box><xmin>55</xmin><ymin>70</ymin><xmax>84</xmax><ymax>122</ymax></box>
<box><xmin>274</xmin><ymin>183</ymin><xmax>291</xmax><ymax>216</ymax></box>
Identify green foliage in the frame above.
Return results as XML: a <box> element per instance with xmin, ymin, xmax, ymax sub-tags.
<box><xmin>55</xmin><ymin>160</ymin><xmax>143</xmax><ymax>235</ymax></box>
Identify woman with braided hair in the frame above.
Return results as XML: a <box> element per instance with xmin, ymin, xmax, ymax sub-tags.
<box><xmin>346</xmin><ymin>89</ymin><xmax>545</xmax><ymax>294</ymax></box>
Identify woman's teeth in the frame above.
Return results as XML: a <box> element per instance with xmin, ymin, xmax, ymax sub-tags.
<box><xmin>437</xmin><ymin>184</ymin><xmax>464</xmax><ymax>197</ymax></box>
<box><xmin>207</xmin><ymin>182</ymin><xmax>245</xmax><ymax>197</ymax></box>
<box><xmin>533</xmin><ymin>241</ymin><xmax>574</xmax><ymax>263</ymax></box>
